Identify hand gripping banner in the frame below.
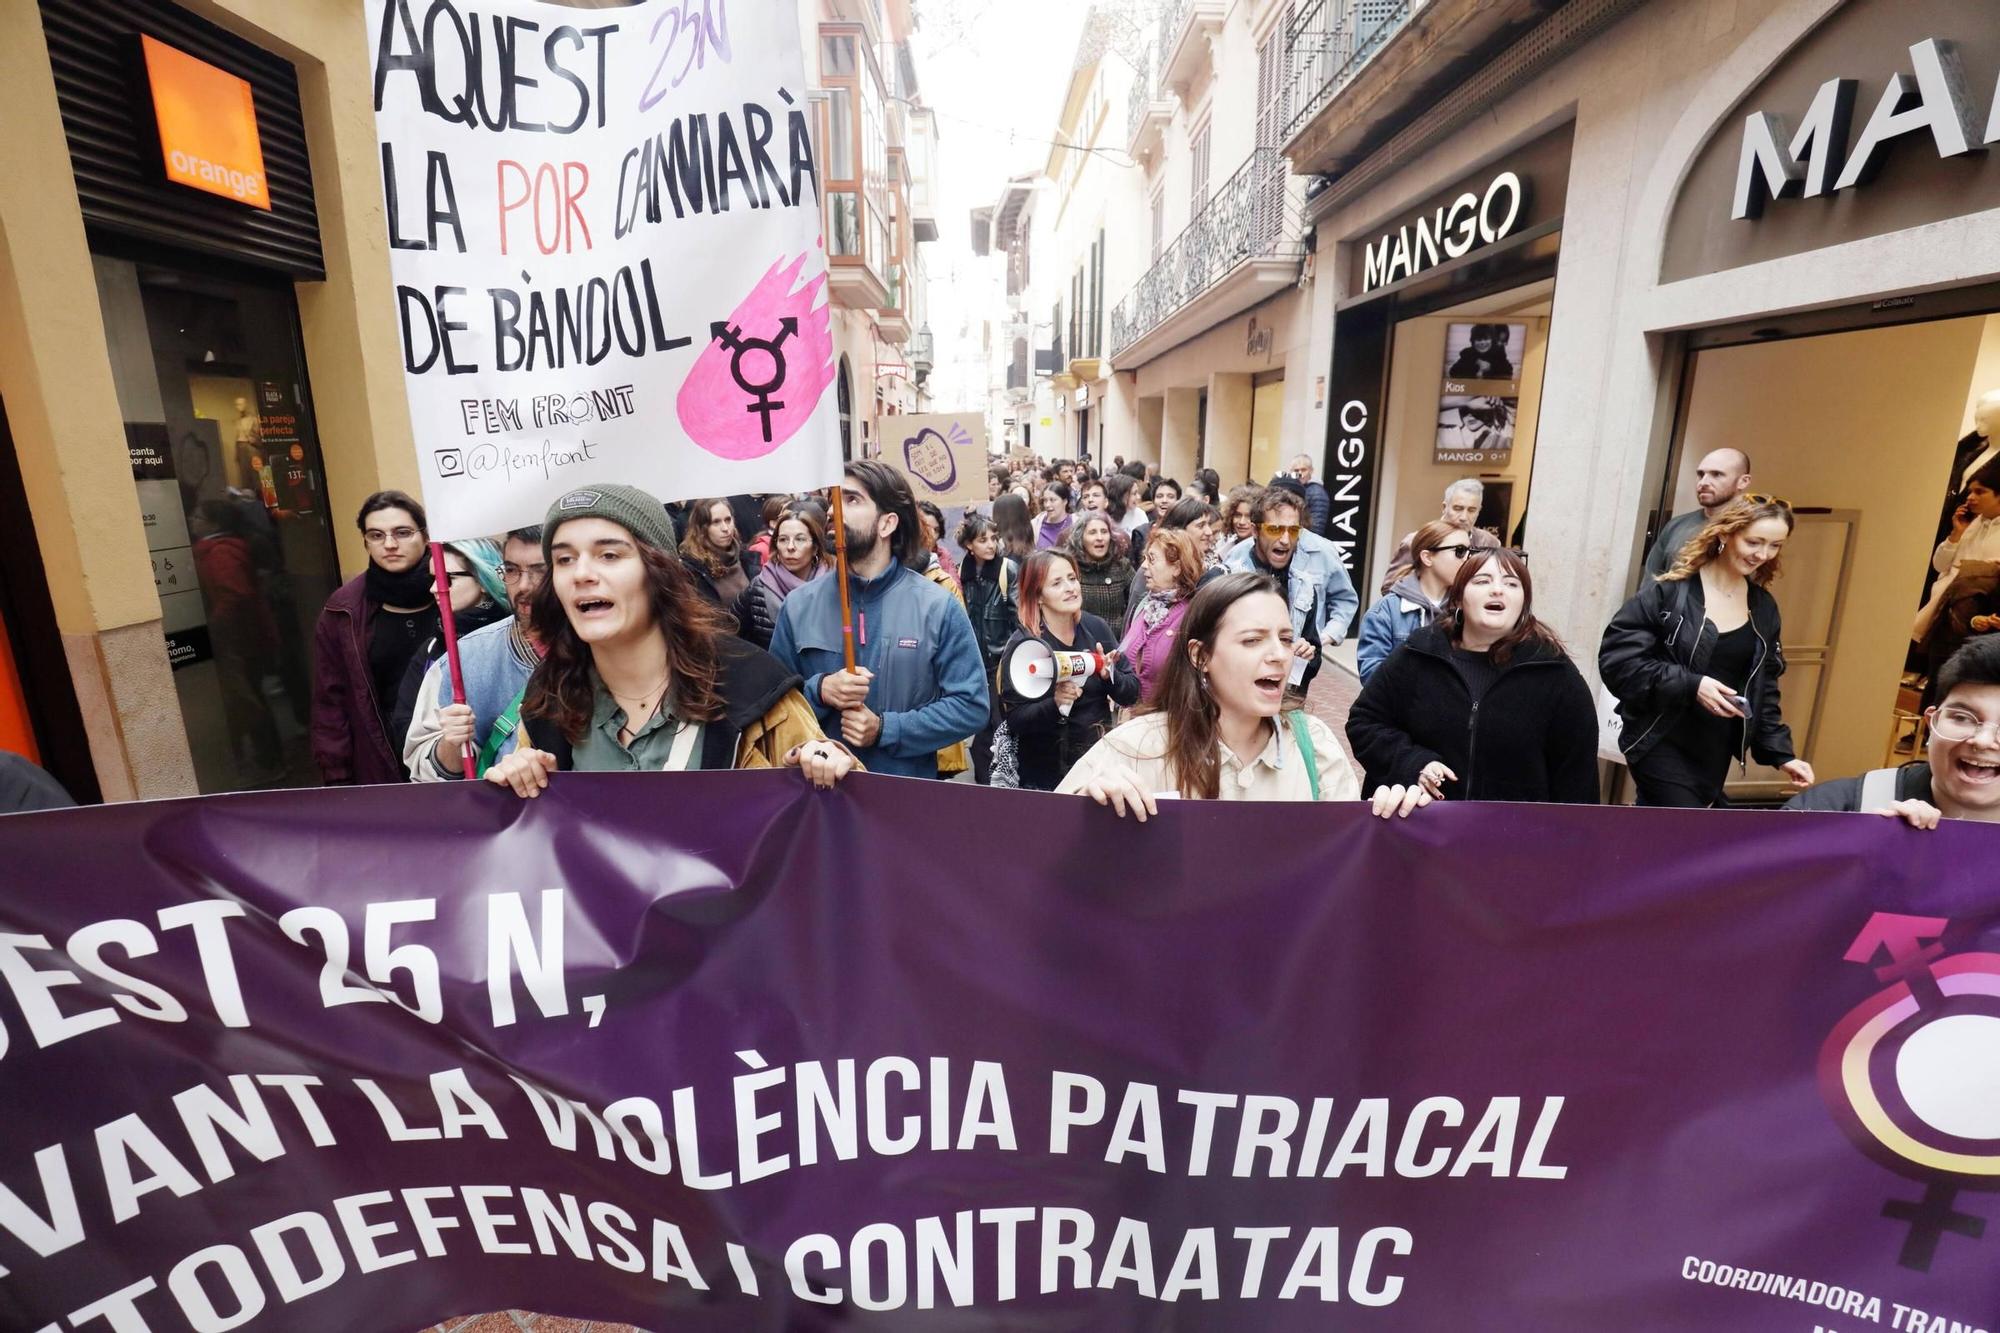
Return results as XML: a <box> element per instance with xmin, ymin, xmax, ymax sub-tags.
<box><xmin>0</xmin><ymin>776</ymin><xmax>1996</xmax><ymax>1331</ymax></box>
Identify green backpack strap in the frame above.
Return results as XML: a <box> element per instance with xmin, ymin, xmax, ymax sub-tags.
<box><xmin>1287</xmin><ymin>710</ymin><xmax>1320</xmax><ymax>801</ymax></box>
<box><xmin>477</xmin><ymin>687</ymin><xmax>528</xmax><ymax>777</ymax></box>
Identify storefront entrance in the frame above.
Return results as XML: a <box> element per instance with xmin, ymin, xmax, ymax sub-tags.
<box><xmin>94</xmin><ymin>251</ymin><xmax>340</xmax><ymax>792</ymax></box>
<box><xmin>1657</xmin><ymin>298</ymin><xmax>2000</xmax><ymax>798</ymax></box>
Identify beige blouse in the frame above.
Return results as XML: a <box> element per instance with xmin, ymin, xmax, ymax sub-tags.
<box><xmin>1056</xmin><ymin>711</ymin><xmax>1362</xmax><ymax>803</ymax></box>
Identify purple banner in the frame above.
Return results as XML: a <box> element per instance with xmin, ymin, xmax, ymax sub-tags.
<box><xmin>0</xmin><ymin>774</ymin><xmax>1997</xmax><ymax>1331</ymax></box>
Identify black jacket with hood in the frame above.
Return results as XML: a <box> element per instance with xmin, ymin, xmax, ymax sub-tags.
<box><xmin>1345</xmin><ymin>623</ymin><xmax>1600</xmax><ymax>803</ymax></box>
<box><xmin>1597</xmin><ymin>573</ymin><xmax>1796</xmax><ymax>769</ymax></box>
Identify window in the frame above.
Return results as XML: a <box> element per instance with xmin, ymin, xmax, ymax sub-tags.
<box><xmin>819</xmin><ymin>24</ymin><xmax>891</xmax><ymax>278</ymax></box>
<box><xmin>1190</xmin><ymin>122</ymin><xmax>1212</xmax><ymax>213</ymax></box>
<box><xmin>1151</xmin><ymin>189</ymin><xmax>1165</xmax><ymax>261</ymax></box>
<box><xmin>1256</xmin><ymin>9</ymin><xmax>1295</xmax><ymax>148</ymax></box>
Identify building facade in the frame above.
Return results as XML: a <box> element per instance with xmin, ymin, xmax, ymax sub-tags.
<box><xmin>1282</xmin><ymin>0</ymin><xmax>2000</xmax><ymax>797</ymax></box>
<box><xmin>0</xmin><ymin>0</ymin><xmax>938</xmax><ymax>803</ymax></box>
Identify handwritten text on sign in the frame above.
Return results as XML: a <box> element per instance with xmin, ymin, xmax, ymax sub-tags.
<box><xmin>369</xmin><ymin>0</ymin><xmax>841</xmax><ymax>538</ymax></box>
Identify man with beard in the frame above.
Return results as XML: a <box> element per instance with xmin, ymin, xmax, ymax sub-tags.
<box><xmin>1222</xmin><ymin>485</ymin><xmax>1360</xmax><ymax>699</ymax></box>
<box><xmin>404</xmin><ymin>526</ymin><xmax>551</xmax><ymax>779</ymax></box>
<box><xmin>1643</xmin><ymin>448</ymin><xmax>1753</xmax><ymax>580</ymax></box>
<box><xmin>769</xmin><ymin>461</ymin><xmax>988</xmax><ymax>777</ymax></box>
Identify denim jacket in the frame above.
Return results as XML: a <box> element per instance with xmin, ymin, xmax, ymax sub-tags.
<box><xmin>1222</xmin><ymin>529</ymin><xmax>1361</xmax><ymax>646</ymax></box>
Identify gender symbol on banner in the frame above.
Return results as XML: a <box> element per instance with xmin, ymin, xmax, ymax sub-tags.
<box><xmin>903</xmin><ymin>419</ymin><xmax>971</xmax><ymax>491</ymax></box>
<box><xmin>709</xmin><ymin>315</ymin><xmax>798</xmax><ymax>443</ymax></box>
<box><xmin>1818</xmin><ymin>913</ymin><xmax>2000</xmax><ymax>1271</ymax></box>
<box><xmin>679</xmin><ymin>253</ymin><xmax>835</xmax><ymax>462</ymax></box>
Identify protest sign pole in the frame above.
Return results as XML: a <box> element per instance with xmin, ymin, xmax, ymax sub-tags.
<box><xmin>428</xmin><ymin>541</ymin><xmax>475</xmax><ymax>777</ymax></box>
<box><xmin>830</xmin><ymin>483</ymin><xmax>858</xmax><ymax>673</ymax></box>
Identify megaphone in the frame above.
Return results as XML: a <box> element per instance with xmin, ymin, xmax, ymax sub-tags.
<box><xmin>1007</xmin><ymin>638</ymin><xmax>1109</xmax><ymax>699</ymax></box>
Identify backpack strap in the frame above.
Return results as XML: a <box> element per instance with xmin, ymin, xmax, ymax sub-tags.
<box><xmin>1287</xmin><ymin>711</ymin><xmax>1320</xmax><ymax>801</ymax></box>
<box><xmin>1858</xmin><ymin>766</ymin><xmax>1900</xmax><ymax>811</ymax></box>
<box><xmin>478</xmin><ymin>687</ymin><xmax>527</xmax><ymax>776</ymax></box>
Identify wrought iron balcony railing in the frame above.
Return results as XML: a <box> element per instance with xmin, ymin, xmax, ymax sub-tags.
<box><xmin>1108</xmin><ymin>149</ymin><xmax>1302</xmax><ymax>360</ymax></box>
<box><xmin>1282</xmin><ymin>0</ymin><xmax>1414</xmax><ymax>146</ymax></box>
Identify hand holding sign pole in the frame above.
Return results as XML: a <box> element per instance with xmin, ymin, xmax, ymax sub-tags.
<box><xmin>428</xmin><ymin>542</ymin><xmax>475</xmax><ymax>777</ymax></box>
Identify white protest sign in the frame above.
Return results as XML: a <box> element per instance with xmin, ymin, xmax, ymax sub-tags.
<box><xmin>368</xmin><ymin>0</ymin><xmax>840</xmax><ymax>539</ymax></box>
<box><xmin>884</xmin><ymin>412</ymin><xmax>988</xmax><ymax>508</ymax></box>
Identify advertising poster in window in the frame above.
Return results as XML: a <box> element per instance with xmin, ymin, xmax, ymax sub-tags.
<box><xmin>368</xmin><ymin>0</ymin><xmax>843</xmax><ymax>540</ymax></box>
<box><xmin>1435</xmin><ymin>322</ymin><xmax>1525</xmax><ymax>465</ymax></box>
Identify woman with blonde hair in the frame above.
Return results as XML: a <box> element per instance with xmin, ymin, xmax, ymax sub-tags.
<box><xmin>1599</xmin><ymin>497</ymin><xmax>1815</xmax><ymax>806</ymax></box>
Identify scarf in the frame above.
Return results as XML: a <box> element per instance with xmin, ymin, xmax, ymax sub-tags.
<box><xmin>1137</xmin><ymin>590</ymin><xmax>1181</xmax><ymax>633</ymax></box>
<box><xmin>365</xmin><ymin>561</ymin><xmax>437</xmax><ymax>608</ymax></box>
<box><xmin>756</xmin><ymin>556</ymin><xmax>820</xmax><ymax>600</ymax></box>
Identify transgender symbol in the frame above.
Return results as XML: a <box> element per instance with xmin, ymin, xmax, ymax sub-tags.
<box><xmin>1818</xmin><ymin>913</ymin><xmax>2000</xmax><ymax>1271</ymax></box>
<box><xmin>678</xmin><ymin>254</ymin><xmax>836</xmax><ymax>462</ymax></box>
<box><xmin>708</xmin><ymin>316</ymin><xmax>798</xmax><ymax>444</ymax></box>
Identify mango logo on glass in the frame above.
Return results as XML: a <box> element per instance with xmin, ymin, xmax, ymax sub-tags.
<box><xmin>1820</xmin><ymin>913</ymin><xmax>2000</xmax><ymax>1271</ymax></box>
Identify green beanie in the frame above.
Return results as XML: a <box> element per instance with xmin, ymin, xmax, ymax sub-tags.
<box><xmin>542</xmin><ymin>483</ymin><xmax>678</xmax><ymax>560</ymax></box>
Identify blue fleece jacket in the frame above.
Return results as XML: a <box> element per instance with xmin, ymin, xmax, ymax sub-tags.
<box><xmin>768</xmin><ymin>560</ymin><xmax>988</xmax><ymax>778</ymax></box>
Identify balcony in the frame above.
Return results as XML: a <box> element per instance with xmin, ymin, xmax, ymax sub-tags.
<box><xmin>877</xmin><ymin>262</ymin><xmax>911</xmax><ymax>343</ymax></box>
<box><xmin>1157</xmin><ymin>0</ymin><xmax>1225</xmax><ymax>100</ymax></box>
<box><xmin>1108</xmin><ymin>149</ymin><xmax>1304</xmax><ymax>367</ymax></box>
<box><xmin>1282</xmin><ymin>0</ymin><xmax>1416</xmax><ymax>153</ymax></box>
<box><xmin>1125</xmin><ymin>56</ymin><xmax>1173</xmax><ymax>162</ymax></box>
<box><xmin>910</xmin><ymin>325</ymin><xmax>934</xmax><ymax>384</ymax></box>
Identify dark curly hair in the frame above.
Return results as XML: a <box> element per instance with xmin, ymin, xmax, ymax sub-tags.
<box><xmin>523</xmin><ymin>539</ymin><xmax>735</xmax><ymax>743</ymax></box>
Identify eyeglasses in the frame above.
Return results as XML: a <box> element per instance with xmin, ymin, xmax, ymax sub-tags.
<box><xmin>1259</xmin><ymin>523</ymin><xmax>1302</xmax><ymax>541</ymax></box>
<box><xmin>1930</xmin><ymin>707</ymin><xmax>2000</xmax><ymax>744</ymax></box>
<box><xmin>501</xmin><ymin>563</ymin><xmax>548</xmax><ymax>584</ymax></box>
<box><xmin>363</xmin><ymin>526</ymin><xmax>420</xmax><ymax>545</ymax></box>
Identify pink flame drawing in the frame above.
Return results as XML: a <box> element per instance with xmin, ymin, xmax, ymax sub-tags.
<box><xmin>678</xmin><ymin>254</ymin><xmax>836</xmax><ymax>461</ymax></box>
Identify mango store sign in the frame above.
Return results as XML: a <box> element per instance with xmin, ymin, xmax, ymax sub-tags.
<box><xmin>1360</xmin><ymin>172</ymin><xmax>1526</xmax><ymax>293</ymax></box>
<box><xmin>1734</xmin><ymin>37</ymin><xmax>2000</xmax><ymax>220</ymax></box>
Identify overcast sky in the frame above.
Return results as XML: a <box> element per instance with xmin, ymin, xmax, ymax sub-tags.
<box><xmin>911</xmin><ymin>0</ymin><xmax>1088</xmax><ymax>412</ymax></box>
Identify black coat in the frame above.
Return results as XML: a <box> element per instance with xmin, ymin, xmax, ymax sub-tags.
<box><xmin>1075</xmin><ymin>552</ymin><xmax>1134</xmax><ymax>633</ymax></box>
<box><xmin>682</xmin><ymin>549</ymin><xmax>762</xmax><ymax>608</ymax></box>
<box><xmin>1345</xmin><ymin>624</ymin><xmax>1599</xmax><ymax>803</ymax></box>
<box><xmin>1597</xmin><ymin>573</ymin><xmax>1796</xmax><ymax>768</ymax></box>
<box><xmin>999</xmin><ymin>613</ymin><xmax>1140</xmax><ymax>791</ymax></box>
<box><xmin>961</xmin><ymin>556</ymin><xmax>1019</xmax><ymax>670</ymax></box>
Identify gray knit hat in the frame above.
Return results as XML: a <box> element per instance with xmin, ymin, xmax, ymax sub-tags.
<box><xmin>542</xmin><ymin>483</ymin><xmax>678</xmax><ymax>560</ymax></box>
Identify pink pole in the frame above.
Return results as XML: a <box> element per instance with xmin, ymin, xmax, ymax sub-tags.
<box><xmin>429</xmin><ymin>542</ymin><xmax>475</xmax><ymax>779</ymax></box>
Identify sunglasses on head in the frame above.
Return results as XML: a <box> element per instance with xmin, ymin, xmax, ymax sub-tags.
<box><xmin>1744</xmin><ymin>494</ymin><xmax>1791</xmax><ymax>510</ymax></box>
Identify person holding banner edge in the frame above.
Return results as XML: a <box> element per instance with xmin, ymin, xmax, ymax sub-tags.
<box><xmin>480</xmin><ymin>485</ymin><xmax>854</xmax><ymax>794</ymax></box>
<box><xmin>404</xmin><ymin>527</ymin><xmax>549</xmax><ymax>780</ymax></box>
<box><xmin>768</xmin><ymin>462</ymin><xmax>989</xmax><ymax>780</ymax></box>
<box><xmin>1056</xmin><ymin>572</ymin><xmax>1360</xmax><ymax>814</ymax></box>
<box><xmin>1786</xmin><ymin>634</ymin><xmax>2000</xmax><ymax>827</ymax></box>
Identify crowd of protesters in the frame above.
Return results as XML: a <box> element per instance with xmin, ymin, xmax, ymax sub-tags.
<box><xmin>276</xmin><ymin>447</ymin><xmax>2000</xmax><ymax>836</ymax></box>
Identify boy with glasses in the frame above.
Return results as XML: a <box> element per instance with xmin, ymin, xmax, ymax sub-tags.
<box><xmin>1221</xmin><ymin>485</ymin><xmax>1360</xmax><ymax>698</ymax></box>
<box><xmin>312</xmin><ymin>491</ymin><xmax>434</xmax><ymax>785</ymax></box>
<box><xmin>1786</xmin><ymin>636</ymin><xmax>2000</xmax><ymax>826</ymax></box>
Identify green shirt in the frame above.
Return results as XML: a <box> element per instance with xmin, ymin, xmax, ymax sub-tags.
<box><xmin>569</xmin><ymin>670</ymin><xmax>705</xmax><ymax>772</ymax></box>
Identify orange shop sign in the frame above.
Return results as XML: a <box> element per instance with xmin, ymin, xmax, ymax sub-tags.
<box><xmin>140</xmin><ymin>34</ymin><xmax>271</xmax><ymax>210</ymax></box>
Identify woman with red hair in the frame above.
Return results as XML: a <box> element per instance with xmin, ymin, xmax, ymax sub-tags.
<box><xmin>1119</xmin><ymin>529</ymin><xmax>1204</xmax><ymax>702</ymax></box>
<box><xmin>997</xmin><ymin>549</ymin><xmax>1139</xmax><ymax>790</ymax></box>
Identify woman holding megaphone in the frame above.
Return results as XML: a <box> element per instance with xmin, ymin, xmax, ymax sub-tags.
<box><xmin>999</xmin><ymin>550</ymin><xmax>1141</xmax><ymax>791</ymax></box>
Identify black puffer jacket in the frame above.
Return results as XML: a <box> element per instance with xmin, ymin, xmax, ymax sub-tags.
<box><xmin>1597</xmin><ymin>574</ymin><xmax>1796</xmax><ymax>768</ymax></box>
<box><xmin>1345</xmin><ymin>624</ymin><xmax>1600</xmax><ymax>803</ymax></box>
